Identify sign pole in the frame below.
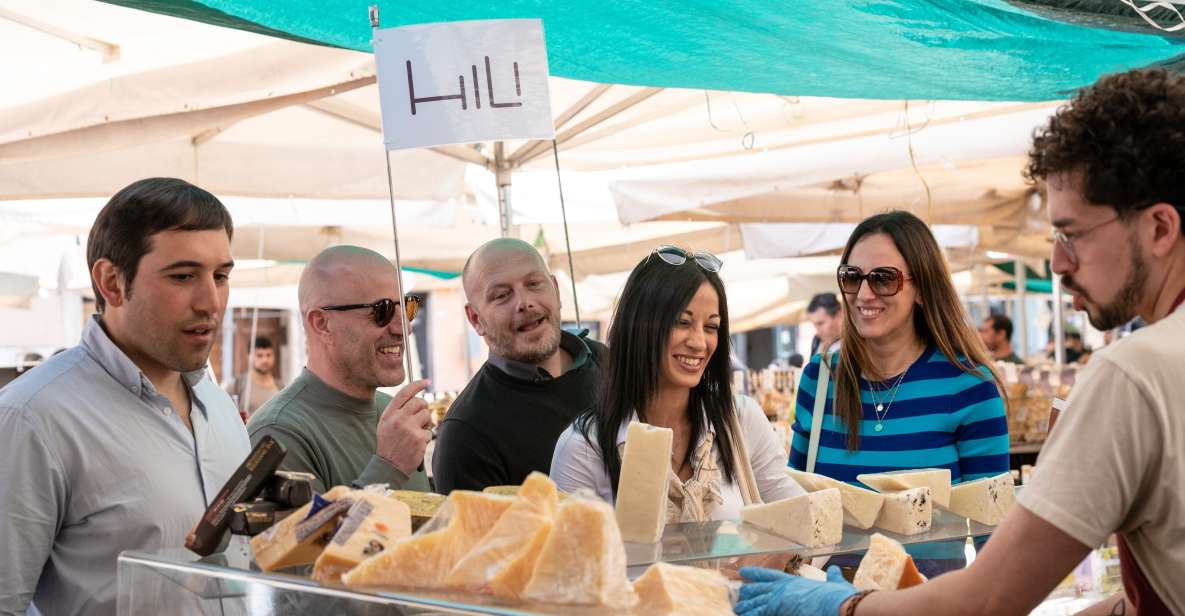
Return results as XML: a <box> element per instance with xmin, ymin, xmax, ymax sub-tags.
<box><xmin>371</xmin><ymin>4</ymin><xmax>416</xmax><ymax>384</ymax></box>
<box><xmin>550</xmin><ymin>139</ymin><xmax>581</xmax><ymax>329</ymax></box>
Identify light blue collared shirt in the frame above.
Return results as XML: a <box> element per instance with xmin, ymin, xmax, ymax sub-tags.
<box><xmin>0</xmin><ymin>316</ymin><xmax>250</xmax><ymax>616</ymax></box>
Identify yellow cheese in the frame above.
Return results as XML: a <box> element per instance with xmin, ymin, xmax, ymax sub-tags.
<box><xmin>786</xmin><ymin>468</ymin><xmax>885</xmax><ymax>529</ymax></box>
<box><xmin>483</xmin><ymin>485</ymin><xmax>571</xmax><ymax>501</ymax></box>
<box><xmin>631</xmin><ymin>562</ymin><xmax>732</xmax><ymax>615</ymax></box>
<box><xmin>387</xmin><ymin>490</ymin><xmax>447</xmax><ymax>531</ymax></box>
<box><xmin>858</xmin><ymin>468</ymin><xmax>952</xmax><ymax>508</ymax></box>
<box><xmin>853</xmin><ymin>533</ymin><xmax>926</xmax><ymax>591</ymax></box>
<box><xmin>444</xmin><ymin>472</ymin><xmax>559</xmax><ymax>598</ymax></box>
<box><xmin>740</xmin><ymin>488</ymin><xmax>843</xmax><ymax>548</ymax></box>
<box><xmin>521</xmin><ymin>498</ymin><xmax>638</xmax><ymax>608</ymax></box>
<box><xmin>615</xmin><ymin>422</ymin><xmax>674</xmax><ymax>543</ymax></box>
<box><xmin>341</xmin><ymin>490</ymin><xmax>513</xmax><ymax>589</ymax></box>
<box><xmin>251</xmin><ymin>485</ymin><xmax>353</xmax><ymax>571</ymax></box>
<box><xmin>311</xmin><ymin>492</ymin><xmax>412</xmax><ymax>583</ymax></box>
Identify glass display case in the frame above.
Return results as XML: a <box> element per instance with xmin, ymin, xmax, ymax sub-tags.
<box><xmin>118</xmin><ymin>507</ymin><xmax>998</xmax><ymax>615</ymax></box>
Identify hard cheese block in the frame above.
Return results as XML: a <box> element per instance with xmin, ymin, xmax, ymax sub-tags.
<box><xmin>857</xmin><ymin>468</ymin><xmax>952</xmax><ymax>508</ymax></box>
<box><xmin>786</xmin><ymin>468</ymin><xmax>885</xmax><ymax>529</ymax></box>
<box><xmin>630</xmin><ymin>562</ymin><xmax>732</xmax><ymax>616</ymax></box>
<box><xmin>615</xmin><ymin>421</ymin><xmax>674</xmax><ymax>543</ymax></box>
<box><xmin>947</xmin><ymin>472</ymin><xmax>1015</xmax><ymax>525</ymax></box>
<box><xmin>444</xmin><ymin>472</ymin><xmax>559</xmax><ymax>598</ymax></box>
<box><xmin>342</xmin><ymin>491</ymin><xmax>513</xmax><ymax>589</ymax></box>
<box><xmin>740</xmin><ymin>488</ymin><xmax>843</xmax><ymax>548</ymax></box>
<box><xmin>873</xmin><ymin>487</ymin><xmax>932</xmax><ymax>536</ymax></box>
<box><xmin>521</xmin><ymin>498</ymin><xmax>638</xmax><ymax>608</ymax></box>
<box><xmin>311</xmin><ymin>492</ymin><xmax>412</xmax><ymax>583</ymax></box>
<box><xmin>483</xmin><ymin>485</ymin><xmax>571</xmax><ymax>501</ymax></box>
<box><xmin>853</xmin><ymin>533</ymin><xmax>927</xmax><ymax>591</ymax></box>
<box><xmin>251</xmin><ymin>485</ymin><xmax>353</xmax><ymax>571</ymax></box>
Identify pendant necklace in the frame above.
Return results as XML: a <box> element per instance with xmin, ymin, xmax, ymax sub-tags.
<box><xmin>866</xmin><ymin>366</ymin><xmax>909</xmax><ymax>433</ymax></box>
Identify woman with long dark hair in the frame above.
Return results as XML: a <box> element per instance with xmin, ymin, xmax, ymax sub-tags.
<box><xmin>551</xmin><ymin>246</ymin><xmax>802</xmax><ymax>521</ymax></box>
<box><xmin>790</xmin><ymin>210</ymin><xmax>1009</xmax><ymax>575</ymax></box>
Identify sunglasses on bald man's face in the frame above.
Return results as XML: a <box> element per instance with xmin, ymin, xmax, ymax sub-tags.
<box><xmin>651</xmin><ymin>245</ymin><xmax>723</xmax><ymax>272</ymax></box>
<box><xmin>321</xmin><ymin>294</ymin><xmax>422</xmax><ymax>327</ymax></box>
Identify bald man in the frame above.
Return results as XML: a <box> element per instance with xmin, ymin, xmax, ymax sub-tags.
<box><xmin>432</xmin><ymin>239</ymin><xmax>607</xmax><ymax>493</ymax></box>
<box><xmin>247</xmin><ymin>246</ymin><xmax>431</xmax><ymax>493</ymax></box>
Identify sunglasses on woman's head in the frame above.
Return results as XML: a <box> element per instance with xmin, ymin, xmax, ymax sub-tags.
<box><xmin>837</xmin><ymin>265</ymin><xmax>912</xmax><ymax>297</ymax></box>
<box><xmin>320</xmin><ymin>294</ymin><xmax>423</xmax><ymax>327</ymax></box>
<box><xmin>652</xmin><ymin>245</ymin><xmax>723</xmax><ymax>273</ymax></box>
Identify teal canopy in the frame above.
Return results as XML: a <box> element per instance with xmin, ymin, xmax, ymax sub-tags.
<box><xmin>101</xmin><ymin>0</ymin><xmax>1185</xmax><ymax>101</ymax></box>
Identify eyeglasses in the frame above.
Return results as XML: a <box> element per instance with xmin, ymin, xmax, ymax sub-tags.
<box><xmin>651</xmin><ymin>245</ymin><xmax>723</xmax><ymax>272</ymax></box>
<box><xmin>1051</xmin><ymin>215</ymin><xmax>1119</xmax><ymax>265</ymax></box>
<box><xmin>321</xmin><ymin>294</ymin><xmax>422</xmax><ymax>327</ymax></box>
<box><xmin>837</xmin><ymin>265</ymin><xmax>913</xmax><ymax>297</ymax></box>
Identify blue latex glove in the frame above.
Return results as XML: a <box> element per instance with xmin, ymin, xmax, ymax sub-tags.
<box><xmin>734</xmin><ymin>565</ymin><xmax>858</xmax><ymax>616</ymax></box>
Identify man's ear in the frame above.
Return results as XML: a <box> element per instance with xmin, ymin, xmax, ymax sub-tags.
<box><xmin>1147</xmin><ymin>202</ymin><xmax>1183</xmax><ymax>258</ymax></box>
<box><xmin>92</xmin><ymin>259</ymin><xmax>128</xmax><ymax>309</ymax></box>
<box><xmin>465</xmin><ymin>303</ymin><xmax>484</xmax><ymax>335</ymax></box>
<box><xmin>305</xmin><ymin>309</ymin><xmax>332</xmax><ymax>342</ymax></box>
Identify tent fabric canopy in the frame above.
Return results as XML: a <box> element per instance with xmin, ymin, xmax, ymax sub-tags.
<box><xmin>100</xmin><ymin>0</ymin><xmax>1185</xmax><ymax>101</ymax></box>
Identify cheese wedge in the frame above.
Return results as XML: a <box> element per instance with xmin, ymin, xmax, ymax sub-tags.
<box><xmin>342</xmin><ymin>491</ymin><xmax>513</xmax><ymax>589</ymax></box>
<box><xmin>251</xmin><ymin>485</ymin><xmax>353</xmax><ymax>571</ymax></box>
<box><xmin>857</xmin><ymin>469</ymin><xmax>952</xmax><ymax>508</ymax></box>
<box><xmin>740</xmin><ymin>488</ymin><xmax>843</xmax><ymax>548</ymax></box>
<box><xmin>444</xmin><ymin>472</ymin><xmax>559</xmax><ymax>598</ymax></box>
<box><xmin>873</xmin><ymin>487</ymin><xmax>932</xmax><ymax>536</ymax></box>
<box><xmin>786</xmin><ymin>468</ymin><xmax>885</xmax><ymax>529</ymax></box>
<box><xmin>387</xmin><ymin>490</ymin><xmax>447</xmax><ymax>531</ymax></box>
<box><xmin>484</xmin><ymin>485</ymin><xmax>571</xmax><ymax>501</ymax></box>
<box><xmin>796</xmin><ymin>564</ymin><xmax>827</xmax><ymax>582</ymax></box>
<box><xmin>615</xmin><ymin>422</ymin><xmax>674</xmax><ymax>543</ymax></box>
<box><xmin>631</xmin><ymin>562</ymin><xmax>732</xmax><ymax>616</ymax></box>
<box><xmin>947</xmin><ymin>473</ymin><xmax>1015</xmax><ymax>525</ymax></box>
<box><xmin>853</xmin><ymin>533</ymin><xmax>926</xmax><ymax>591</ymax></box>
<box><xmin>311</xmin><ymin>492</ymin><xmax>412</xmax><ymax>583</ymax></box>
<box><xmin>521</xmin><ymin>498</ymin><xmax>637</xmax><ymax>608</ymax></box>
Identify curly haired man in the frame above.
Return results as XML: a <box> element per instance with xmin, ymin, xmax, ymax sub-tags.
<box><xmin>732</xmin><ymin>69</ymin><xmax>1185</xmax><ymax>616</ymax></box>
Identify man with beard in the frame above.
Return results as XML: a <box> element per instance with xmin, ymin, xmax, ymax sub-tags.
<box><xmin>432</xmin><ymin>239</ymin><xmax>606</xmax><ymax>493</ymax></box>
<box><xmin>248</xmin><ymin>246</ymin><xmax>431</xmax><ymax>493</ymax></box>
<box><xmin>226</xmin><ymin>336</ymin><xmax>283</xmax><ymax>418</ymax></box>
<box><xmin>0</xmin><ymin>178</ymin><xmax>250</xmax><ymax>616</ymax></box>
<box><xmin>732</xmin><ymin>69</ymin><xmax>1185</xmax><ymax>616</ymax></box>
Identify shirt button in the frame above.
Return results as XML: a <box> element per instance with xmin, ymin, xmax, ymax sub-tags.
<box><xmin>162</xmin><ymin>408</ymin><xmax>172</xmax><ymax>415</ymax></box>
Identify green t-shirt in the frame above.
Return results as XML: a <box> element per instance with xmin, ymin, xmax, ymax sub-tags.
<box><xmin>247</xmin><ymin>368</ymin><xmax>430</xmax><ymax>493</ymax></box>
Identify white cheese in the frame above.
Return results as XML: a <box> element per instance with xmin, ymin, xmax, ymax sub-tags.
<box><xmin>947</xmin><ymin>473</ymin><xmax>1015</xmax><ymax>525</ymax></box>
<box><xmin>741</xmin><ymin>488</ymin><xmax>843</xmax><ymax>548</ymax></box>
<box><xmin>615</xmin><ymin>422</ymin><xmax>674</xmax><ymax>543</ymax></box>
<box><xmin>857</xmin><ymin>468</ymin><xmax>952</xmax><ymax>508</ymax></box>
<box><xmin>786</xmin><ymin>468</ymin><xmax>885</xmax><ymax>529</ymax></box>
<box><xmin>873</xmin><ymin>487</ymin><xmax>932</xmax><ymax>536</ymax></box>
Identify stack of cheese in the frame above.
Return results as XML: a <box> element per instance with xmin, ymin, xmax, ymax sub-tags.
<box><xmin>342</xmin><ymin>472</ymin><xmax>639</xmax><ymax>609</ymax></box>
<box><xmin>856</xmin><ymin>469</ymin><xmax>948</xmax><ymax>536</ymax></box>
<box><xmin>787</xmin><ymin>469</ymin><xmax>885</xmax><ymax>529</ymax></box>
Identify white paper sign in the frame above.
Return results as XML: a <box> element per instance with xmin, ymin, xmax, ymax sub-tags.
<box><xmin>372</xmin><ymin>19</ymin><xmax>555</xmax><ymax>150</ymax></box>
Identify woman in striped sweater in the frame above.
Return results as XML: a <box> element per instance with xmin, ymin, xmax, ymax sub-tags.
<box><xmin>789</xmin><ymin>210</ymin><xmax>1009</xmax><ymax>577</ymax></box>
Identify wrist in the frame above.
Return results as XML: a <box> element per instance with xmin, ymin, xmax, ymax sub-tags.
<box><xmin>841</xmin><ymin>590</ymin><xmax>874</xmax><ymax>616</ymax></box>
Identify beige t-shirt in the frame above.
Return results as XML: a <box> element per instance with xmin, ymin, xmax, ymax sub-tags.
<box><xmin>1019</xmin><ymin>306</ymin><xmax>1185</xmax><ymax>612</ymax></box>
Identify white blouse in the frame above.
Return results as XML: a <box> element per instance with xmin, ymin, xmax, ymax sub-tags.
<box><xmin>549</xmin><ymin>395</ymin><xmax>804</xmax><ymax>520</ymax></box>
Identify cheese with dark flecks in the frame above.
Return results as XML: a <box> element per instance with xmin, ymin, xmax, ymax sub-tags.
<box><xmin>873</xmin><ymin>487</ymin><xmax>931</xmax><ymax>536</ymax></box>
<box><xmin>947</xmin><ymin>473</ymin><xmax>1015</xmax><ymax>525</ymax></box>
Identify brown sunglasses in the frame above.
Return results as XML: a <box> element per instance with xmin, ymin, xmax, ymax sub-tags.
<box><xmin>321</xmin><ymin>294</ymin><xmax>422</xmax><ymax>327</ymax></box>
<box><xmin>837</xmin><ymin>265</ymin><xmax>912</xmax><ymax>297</ymax></box>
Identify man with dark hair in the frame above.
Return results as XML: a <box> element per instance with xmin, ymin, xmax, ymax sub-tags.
<box><xmin>806</xmin><ymin>291</ymin><xmax>842</xmax><ymax>357</ymax></box>
<box><xmin>735</xmin><ymin>69</ymin><xmax>1185</xmax><ymax>616</ymax></box>
<box><xmin>227</xmin><ymin>335</ymin><xmax>284</xmax><ymax>417</ymax></box>
<box><xmin>248</xmin><ymin>246</ymin><xmax>431</xmax><ymax>494</ymax></box>
<box><xmin>979</xmin><ymin>313</ymin><xmax>1023</xmax><ymax>364</ymax></box>
<box><xmin>0</xmin><ymin>178</ymin><xmax>250</xmax><ymax>615</ymax></box>
<box><xmin>432</xmin><ymin>238</ymin><xmax>606</xmax><ymax>493</ymax></box>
